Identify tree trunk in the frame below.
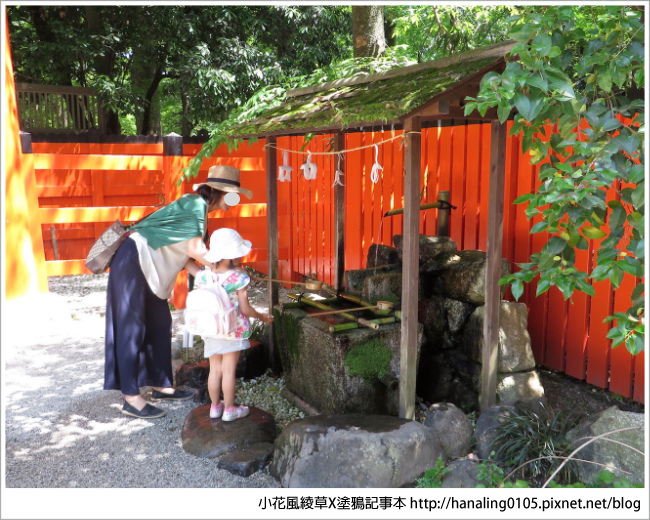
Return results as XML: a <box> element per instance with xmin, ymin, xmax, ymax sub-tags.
<box><xmin>131</xmin><ymin>47</ymin><xmax>162</xmax><ymax>135</ymax></box>
<box><xmin>352</xmin><ymin>6</ymin><xmax>386</xmax><ymax>58</ymax></box>
<box><xmin>180</xmin><ymin>73</ymin><xmax>194</xmax><ymax>137</ymax></box>
<box><xmin>84</xmin><ymin>5</ymin><xmax>121</xmax><ymax>134</ymax></box>
<box><xmin>139</xmin><ymin>65</ymin><xmax>163</xmax><ymax>135</ymax></box>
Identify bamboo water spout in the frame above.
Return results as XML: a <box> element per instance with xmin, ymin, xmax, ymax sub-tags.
<box><xmin>383</xmin><ymin>191</ymin><xmax>454</xmax><ymax>237</ymax></box>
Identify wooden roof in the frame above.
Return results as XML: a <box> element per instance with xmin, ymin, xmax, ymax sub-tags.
<box><xmin>229</xmin><ymin>41</ymin><xmax>516</xmax><ymax>138</ymax></box>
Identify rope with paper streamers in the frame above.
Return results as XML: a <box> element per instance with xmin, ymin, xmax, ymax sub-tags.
<box><xmin>263</xmin><ymin>131</ymin><xmax>420</xmax><ymax>156</ymax></box>
<box><xmin>266</xmin><ymin>131</ymin><xmax>421</xmax><ymax>184</ymax></box>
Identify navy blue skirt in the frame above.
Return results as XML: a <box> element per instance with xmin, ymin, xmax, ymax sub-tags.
<box><xmin>104</xmin><ymin>237</ymin><xmax>173</xmax><ymax>395</ymax></box>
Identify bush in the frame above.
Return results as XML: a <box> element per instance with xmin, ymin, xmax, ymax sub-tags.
<box><xmin>490</xmin><ymin>403</ymin><xmax>578</xmax><ymax>485</ymax></box>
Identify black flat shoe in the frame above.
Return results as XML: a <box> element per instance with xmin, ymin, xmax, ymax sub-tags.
<box><xmin>150</xmin><ymin>388</ymin><xmax>194</xmax><ymax>401</ymax></box>
<box><xmin>122</xmin><ymin>402</ymin><xmax>166</xmax><ymax>419</ymax></box>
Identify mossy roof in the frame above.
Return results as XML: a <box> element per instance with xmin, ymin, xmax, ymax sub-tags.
<box><xmin>229</xmin><ymin>43</ymin><xmax>515</xmax><ymax>138</ymax></box>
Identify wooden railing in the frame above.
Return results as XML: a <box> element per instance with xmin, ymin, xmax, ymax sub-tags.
<box><xmin>15</xmin><ymin>83</ymin><xmax>107</xmax><ymax>133</ymax></box>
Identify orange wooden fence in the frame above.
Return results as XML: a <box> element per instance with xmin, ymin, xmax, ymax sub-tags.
<box><xmin>26</xmin><ymin>127</ymin><xmax>643</xmax><ymax>403</ymax></box>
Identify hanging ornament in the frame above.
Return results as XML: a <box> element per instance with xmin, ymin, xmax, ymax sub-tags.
<box><xmin>332</xmin><ymin>153</ymin><xmax>344</xmax><ymax>187</ymax></box>
<box><xmin>300</xmin><ymin>151</ymin><xmax>318</xmax><ymax>180</ymax></box>
<box><xmin>278</xmin><ymin>151</ymin><xmax>293</xmax><ymax>182</ymax></box>
<box><xmin>370</xmin><ymin>144</ymin><xmax>383</xmax><ymax>183</ymax></box>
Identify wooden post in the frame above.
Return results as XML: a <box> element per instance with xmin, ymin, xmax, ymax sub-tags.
<box><xmin>399</xmin><ymin>116</ymin><xmax>422</xmax><ymax>420</ymax></box>
<box><xmin>163</xmin><ymin>133</ymin><xmax>188</xmax><ymax>309</ymax></box>
<box><xmin>4</xmin><ymin>128</ymin><xmax>49</xmax><ymax>297</ymax></box>
<box><xmin>266</xmin><ymin>136</ymin><xmax>280</xmax><ymax>371</ymax></box>
<box><xmin>480</xmin><ymin>120</ymin><xmax>508</xmax><ymax>410</ymax></box>
<box><xmin>333</xmin><ymin>131</ymin><xmax>346</xmax><ymax>291</ymax></box>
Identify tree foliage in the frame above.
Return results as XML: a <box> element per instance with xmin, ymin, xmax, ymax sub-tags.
<box><xmin>7</xmin><ymin>5</ymin><xmax>352</xmax><ymax>135</ymax></box>
<box><xmin>465</xmin><ymin>5</ymin><xmax>645</xmax><ymax>354</ymax></box>
<box><xmin>386</xmin><ymin>5</ymin><xmax>516</xmax><ymax>62</ymax></box>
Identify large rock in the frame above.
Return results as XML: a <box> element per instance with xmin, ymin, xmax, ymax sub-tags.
<box><xmin>344</xmin><ymin>265</ymin><xmax>401</xmax><ymax>295</ymax></box>
<box><xmin>566</xmin><ymin>406</ymin><xmax>645</xmax><ymax>485</ymax></box>
<box><xmin>474</xmin><ymin>405</ymin><xmax>515</xmax><ymax>460</ymax></box>
<box><xmin>496</xmin><ymin>371</ymin><xmax>545</xmax><ymax>404</ymax></box>
<box><xmin>182</xmin><ymin>405</ymin><xmax>276</xmax><ymax>459</ymax></box>
<box><xmin>445</xmin><ymin>351</ymin><xmax>544</xmax><ymax>405</ymax></box>
<box><xmin>422</xmin><ymin>250</ymin><xmax>510</xmax><ymax>304</ymax></box>
<box><xmin>271</xmin><ymin>414</ymin><xmax>444</xmax><ymax>487</ymax></box>
<box><xmin>461</xmin><ymin>302</ymin><xmax>536</xmax><ymax>372</ymax></box>
<box><xmin>418</xmin><ymin>297</ymin><xmax>475</xmax><ymax>349</ymax></box>
<box><xmin>423</xmin><ymin>403</ymin><xmax>473</xmax><ymax>459</ymax></box>
<box><xmin>441</xmin><ymin>459</ymin><xmax>482</xmax><ymax>488</ymax></box>
<box><xmin>367</xmin><ymin>244</ymin><xmax>400</xmax><ymax>268</ymax></box>
<box><xmin>363</xmin><ymin>273</ymin><xmax>404</xmax><ymax>304</ymax></box>
<box><xmin>393</xmin><ymin>234</ymin><xmax>457</xmax><ymax>265</ymax></box>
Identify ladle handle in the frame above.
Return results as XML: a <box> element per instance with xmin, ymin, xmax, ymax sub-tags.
<box><xmin>253</xmin><ymin>276</ymin><xmax>310</xmax><ymax>286</ymax></box>
<box><xmin>308</xmin><ymin>305</ymin><xmax>377</xmax><ymax>317</ymax></box>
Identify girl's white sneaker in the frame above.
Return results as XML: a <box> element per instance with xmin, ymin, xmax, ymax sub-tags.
<box><xmin>222</xmin><ymin>405</ymin><xmax>249</xmax><ymax>422</ymax></box>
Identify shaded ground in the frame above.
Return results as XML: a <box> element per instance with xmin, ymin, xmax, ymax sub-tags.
<box><xmin>537</xmin><ymin>367</ymin><xmax>644</xmax><ymax>420</ymax></box>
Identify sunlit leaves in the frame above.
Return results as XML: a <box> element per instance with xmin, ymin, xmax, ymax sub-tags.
<box><xmin>470</xmin><ymin>5</ymin><xmax>645</xmax><ymax>355</ymax></box>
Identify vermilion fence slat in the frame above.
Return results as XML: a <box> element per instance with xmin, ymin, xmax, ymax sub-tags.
<box><xmin>463</xmin><ymin>124</ymin><xmax>481</xmax><ymax>250</ymax></box>
<box><xmin>609</xmin><ymin>273</ymin><xmax>636</xmax><ymax>397</ymax></box>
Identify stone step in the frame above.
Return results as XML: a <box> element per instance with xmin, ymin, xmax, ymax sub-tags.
<box><xmin>181</xmin><ymin>405</ymin><xmax>276</xmax><ymax>459</ymax></box>
<box><xmin>216</xmin><ymin>442</ymin><xmax>274</xmax><ymax>477</ymax></box>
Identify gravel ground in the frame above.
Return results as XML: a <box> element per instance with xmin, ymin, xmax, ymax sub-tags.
<box><xmin>3</xmin><ymin>272</ymin><xmax>294</xmax><ymax>490</ymax></box>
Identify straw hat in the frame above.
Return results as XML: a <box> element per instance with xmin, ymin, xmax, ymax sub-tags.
<box><xmin>204</xmin><ymin>228</ymin><xmax>252</xmax><ymax>263</ymax></box>
<box><xmin>192</xmin><ymin>165</ymin><xmax>253</xmax><ymax>199</ymax></box>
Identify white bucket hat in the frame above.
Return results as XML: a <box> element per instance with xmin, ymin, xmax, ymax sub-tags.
<box><xmin>192</xmin><ymin>165</ymin><xmax>253</xmax><ymax>199</ymax></box>
<box><xmin>204</xmin><ymin>228</ymin><xmax>252</xmax><ymax>263</ymax></box>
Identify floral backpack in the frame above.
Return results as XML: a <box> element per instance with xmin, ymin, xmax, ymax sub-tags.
<box><xmin>184</xmin><ymin>269</ymin><xmax>237</xmax><ymax>337</ymax></box>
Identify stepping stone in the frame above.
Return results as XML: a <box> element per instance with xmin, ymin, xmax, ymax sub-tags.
<box><xmin>270</xmin><ymin>414</ymin><xmax>444</xmax><ymax>488</ymax></box>
<box><xmin>217</xmin><ymin>442</ymin><xmax>274</xmax><ymax>477</ymax></box>
<box><xmin>182</xmin><ymin>405</ymin><xmax>276</xmax><ymax>459</ymax></box>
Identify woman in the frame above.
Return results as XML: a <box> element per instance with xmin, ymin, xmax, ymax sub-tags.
<box><xmin>104</xmin><ymin>165</ymin><xmax>253</xmax><ymax>419</ymax></box>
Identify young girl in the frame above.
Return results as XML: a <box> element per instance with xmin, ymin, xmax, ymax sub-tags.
<box><xmin>186</xmin><ymin>228</ymin><xmax>273</xmax><ymax>421</ymax></box>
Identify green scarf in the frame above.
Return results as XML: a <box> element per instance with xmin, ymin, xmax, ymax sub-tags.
<box><xmin>131</xmin><ymin>194</ymin><xmax>207</xmax><ymax>250</ymax></box>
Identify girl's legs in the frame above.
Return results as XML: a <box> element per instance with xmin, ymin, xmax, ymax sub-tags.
<box><xmin>208</xmin><ymin>354</ymin><xmax>224</xmax><ymax>406</ymax></box>
<box><xmin>221</xmin><ymin>351</ymin><xmax>241</xmax><ymax>409</ymax></box>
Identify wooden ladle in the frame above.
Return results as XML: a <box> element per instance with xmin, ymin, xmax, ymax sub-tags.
<box><xmin>308</xmin><ymin>300</ymin><xmax>394</xmax><ymax>317</ymax></box>
<box><xmin>254</xmin><ymin>276</ymin><xmax>323</xmax><ymax>291</ymax></box>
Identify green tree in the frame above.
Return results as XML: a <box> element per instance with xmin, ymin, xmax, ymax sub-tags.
<box><xmin>465</xmin><ymin>5</ymin><xmax>645</xmax><ymax>354</ymax></box>
<box><xmin>386</xmin><ymin>5</ymin><xmax>517</xmax><ymax>62</ymax></box>
<box><xmin>7</xmin><ymin>5</ymin><xmax>352</xmax><ymax>135</ymax></box>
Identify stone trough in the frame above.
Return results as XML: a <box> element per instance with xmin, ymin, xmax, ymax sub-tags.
<box><xmin>274</xmin><ymin>300</ymin><xmax>423</xmax><ymax>416</ymax></box>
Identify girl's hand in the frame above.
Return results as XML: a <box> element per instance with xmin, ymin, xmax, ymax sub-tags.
<box><xmin>258</xmin><ymin>313</ymin><xmax>274</xmax><ymax>324</ymax></box>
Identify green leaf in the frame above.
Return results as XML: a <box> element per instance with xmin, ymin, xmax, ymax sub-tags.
<box><xmin>608</xmin><ymin>207</ymin><xmax>627</xmax><ymax>230</ymax></box>
<box><xmin>536</xmin><ymin>278</ymin><xmax>552</xmax><ymax>296</ymax></box>
<box><xmin>532</xmin><ymin>34</ymin><xmax>553</xmax><ymax>56</ymax></box>
<box><xmin>582</xmin><ymin>226</ymin><xmax>606</xmax><ymax>240</ymax></box>
<box><xmin>626</xmin><ymin>335</ymin><xmax>645</xmax><ymax>356</ymax></box>
<box><xmin>511</xmin><ymin>280</ymin><xmax>524</xmax><ymax>301</ymax></box>
<box><xmin>616</xmin><ymin>258</ymin><xmax>643</xmax><ymax>277</ymax></box>
<box><xmin>530</xmin><ymin>222</ymin><xmax>548</xmax><ymax>234</ymax></box>
<box><xmin>547</xmin><ymin>236</ymin><xmax>567</xmax><ymax>255</ymax></box>
<box><xmin>601</xmin><ymin>117</ymin><xmax>622</xmax><ymax>132</ymax></box>
<box><xmin>526</xmin><ymin>75</ymin><xmax>548</xmax><ymax>92</ymax></box>
<box><xmin>513</xmin><ymin>193</ymin><xmax>536</xmax><ymax>204</ymax></box>
<box><xmin>556</xmin><ymin>276</ymin><xmax>574</xmax><ymax>299</ymax></box>
<box><xmin>497</xmin><ymin>104</ymin><xmax>512</xmax><ymax>123</ymax></box>
<box><xmin>631</xmin><ymin>184</ymin><xmax>644</xmax><ymax>209</ymax></box>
